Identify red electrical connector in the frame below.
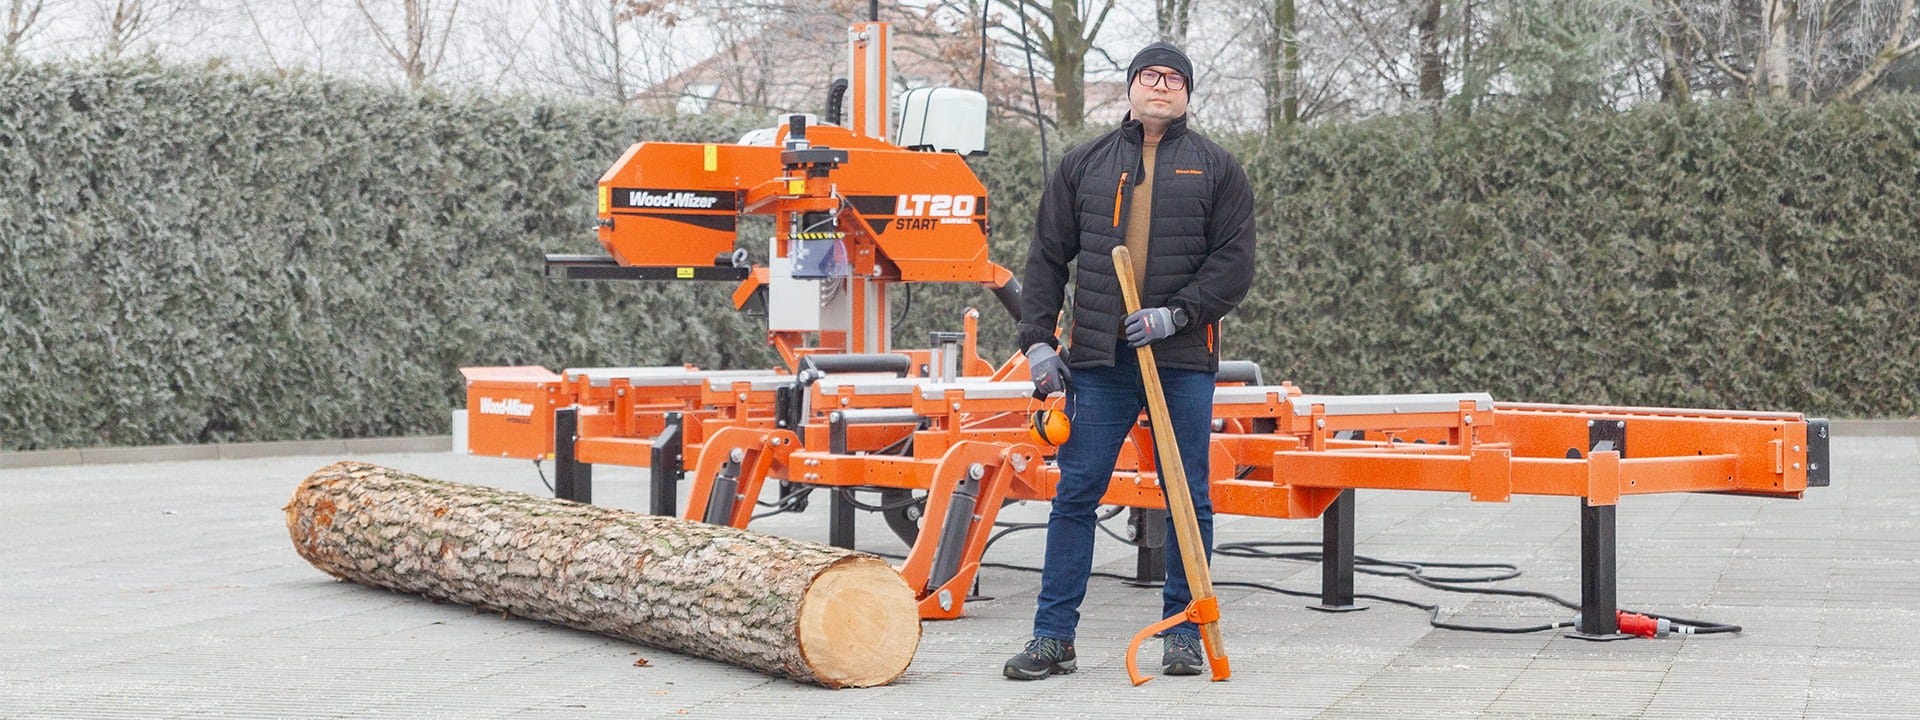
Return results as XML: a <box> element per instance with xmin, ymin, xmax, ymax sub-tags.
<box><xmin>1616</xmin><ymin>611</ymin><xmax>1668</xmax><ymax>638</ymax></box>
<box><xmin>1616</xmin><ymin>610</ymin><xmax>1698</xmax><ymax>638</ymax></box>
<box><xmin>1572</xmin><ymin>610</ymin><xmax>1701</xmax><ymax>638</ymax></box>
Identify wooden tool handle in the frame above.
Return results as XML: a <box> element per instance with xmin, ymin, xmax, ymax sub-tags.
<box><xmin>1110</xmin><ymin>247</ymin><xmax>1227</xmax><ymax>663</ymax></box>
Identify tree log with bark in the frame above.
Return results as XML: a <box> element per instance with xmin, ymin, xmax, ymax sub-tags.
<box><xmin>285</xmin><ymin>461</ymin><xmax>920</xmax><ymax>688</ymax></box>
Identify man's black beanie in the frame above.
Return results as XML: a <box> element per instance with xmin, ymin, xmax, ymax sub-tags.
<box><xmin>1127</xmin><ymin>42</ymin><xmax>1194</xmax><ymax>94</ymax></box>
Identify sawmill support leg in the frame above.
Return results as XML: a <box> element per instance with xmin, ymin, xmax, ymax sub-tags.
<box><xmin>1127</xmin><ymin>508</ymin><xmax>1169</xmax><ymax>586</ymax></box>
<box><xmin>830</xmin><ymin>494</ymin><xmax>856</xmax><ymax>549</ymax></box>
<box><xmin>829</xmin><ymin>414</ymin><xmax>856</xmax><ymax>549</ymax></box>
<box><xmin>554</xmin><ymin>407</ymin><xmax>592</xmax><ymax>504</ymax></box>
<box><xmin>1311</xmin><ymin>489</ymin><xmax>1366</xmax><ymax>612</ymax></box>
<box><xmin>1571</xmin><ymin>499</ymin><xmax>1628</xmax><ymax>639</ymax></box>
<box><xmin>649</xmin><ymin>413</ymin><xmax>684</xmax><ymax>516</ymax></box>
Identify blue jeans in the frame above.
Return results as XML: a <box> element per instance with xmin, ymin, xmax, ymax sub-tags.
<box><xmin>1032</xmin><ymin>347</ymin><xmax>1216</xmax><ymax>642</ymax></box>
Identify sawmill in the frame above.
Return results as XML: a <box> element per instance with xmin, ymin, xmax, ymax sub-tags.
<box><xmin>427</xmin><ymin>12</ymin><xmax>1832</xmax><ymax>687</ymax></box>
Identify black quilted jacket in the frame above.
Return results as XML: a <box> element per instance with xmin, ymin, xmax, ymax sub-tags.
<box><xmin>1017</xmin><ymin>114</ymin><xmax>1257</xmax><ymax>372</ymax></box>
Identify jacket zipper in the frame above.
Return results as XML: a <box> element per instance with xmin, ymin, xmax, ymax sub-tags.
<box><xmin>1111</xmin><ymin>171</ymin><xmax>1127</xmax><ymax>227</ymax></box>
<box><xmin>1207</xmin><ymin>323</ymin><xmax>1216</xmax><ymax>353</ymax></box>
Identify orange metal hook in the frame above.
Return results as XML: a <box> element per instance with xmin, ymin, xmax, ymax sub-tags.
<box><xmin>1124</xmin><ymin>596</ymin><xmax>1231</xmax><ymax>686</ymax></box>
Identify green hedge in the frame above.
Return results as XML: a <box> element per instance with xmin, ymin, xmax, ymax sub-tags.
<box><xmin>1237</xmin><ymin>102</ymin><xmax>1920</xmax><ymax>414</ymax></box>
<box><xmin>2</xmin><ymin>64</ymin><xmax>1914</xmax><ymax>450</ymax></box>
<box><xmin>0</xmin><ymin>64</ymin><xmax>774</xmax><ymax>450</ymax></box>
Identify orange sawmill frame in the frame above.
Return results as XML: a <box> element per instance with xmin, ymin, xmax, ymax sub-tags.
<box><xmin>460</xmin><ymin>18</ymin><xmax>1829</xmax><ymax>641</ymax></box>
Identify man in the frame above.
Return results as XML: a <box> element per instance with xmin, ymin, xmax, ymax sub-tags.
<box><xmin>1004</xmin><ymin>42</ymin><xmax>1256</xmax><ymax>680</ymax></box>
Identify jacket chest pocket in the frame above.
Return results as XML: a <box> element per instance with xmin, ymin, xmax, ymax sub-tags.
<box><xmin>1158</xmin><ymin>164</ymin><xmax>1213</xmax><ymax>214</ymax></box>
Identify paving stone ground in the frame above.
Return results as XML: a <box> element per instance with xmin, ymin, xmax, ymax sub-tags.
<box><xmin>3</xmin><ymin>435</ymin><xmax>1913</xmax><ymax>719</ymax></box>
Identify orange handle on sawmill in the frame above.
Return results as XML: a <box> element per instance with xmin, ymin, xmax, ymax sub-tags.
<box><xmin>1111</xmin><ymin>246</ymin><xmax>1231</xmax><ymax>685</ymax></box>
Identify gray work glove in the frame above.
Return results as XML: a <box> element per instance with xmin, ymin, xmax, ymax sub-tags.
<box><xmin>1026</xmin><ymin>344</ymin><xmax>1071</xmax><ymax>399</ymax></box>
<box><xmin>1124</xmin><ymin>307</ymin><xmax>1187</xmax><ymax>347</ymax></box>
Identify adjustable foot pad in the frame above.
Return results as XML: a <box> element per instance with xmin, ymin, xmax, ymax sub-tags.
<box><xmin>1308</xmin><ymin>603</ymin><xmax>1369</xmax><ymax>613</ymax></box>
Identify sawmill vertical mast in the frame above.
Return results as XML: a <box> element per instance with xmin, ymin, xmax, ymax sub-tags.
<box><xmin>792</xmin><ymin>11</ymin><xmax>895</xmax><ymax>356</ymax></box>
<box><xmin>849</xmin><ymin>17</ymin><xmax>890</xmax><ymax>143</ymax></box>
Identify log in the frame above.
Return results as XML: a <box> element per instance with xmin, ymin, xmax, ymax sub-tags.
<box><xmin>284</xmin><ymin>461</ymin><xmax>920</xmax><ymax>688</ymax></box>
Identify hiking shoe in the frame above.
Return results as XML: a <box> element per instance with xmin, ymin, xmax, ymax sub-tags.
<box><xmin>1162</xmin><ymin>633</ymin><xmax>1205</xmax><ymax>676</ymax></box>
<box><xmin>1003</xmin><ymin>637</ymin><xmax>1077</xmax><ymax>680</ymax></box>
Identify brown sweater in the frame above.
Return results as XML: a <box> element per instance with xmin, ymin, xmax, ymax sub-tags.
<box><xmin>1122</xmin><ymin>140</ymin><xmax>1158</xmax><ymax>290</ymax></box>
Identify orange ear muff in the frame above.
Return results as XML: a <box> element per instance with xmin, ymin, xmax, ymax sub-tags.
<box><xmin>1029</xmin><ymin>409</ymin><xmax>1072</xmax><ymax>446</ymax></box>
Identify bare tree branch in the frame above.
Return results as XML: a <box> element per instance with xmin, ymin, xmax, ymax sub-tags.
<box><xmin>428</xmin><ymin>0</ymin><xmax>460</xmax><ymax>80</ymax></box>
<box><xmin>94</xmin><ymin>0</ymin><xmax>195</xmax><ymax>59</ymax></box>
<box><xmin>352</xmin><ymin>0</ymin><xmax>461</xmax><ymax>89</ymax></box>
<box><xmin>353</xmin><ymin>0</ymin><xmax>410</xmax><ymax>74</ymax></box>
<box><xmin>235</xmin><ymin>0</ymin><xmax>281</xmax><ymax>71</ymax></box>
<box><xmin>1156</xmin><ymin>0</ymin><xmax>1190</xmax><ymax>44</ymax></box>
<box><xmin>1835</xmin><ymin>0</ymin><xmax>1919</xmax><ymax>100</ymax></box>
<box><xmin>3</xmin><ymin>0</ymin><xmax>47</xmax><ymax>60</ymax></box>
<box><xmin>1662</xmin><ymin>0</ymin><xmax>1750</xmax><ymax>85</ymax></box>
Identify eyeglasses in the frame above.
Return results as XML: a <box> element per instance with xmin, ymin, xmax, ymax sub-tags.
<box><xmin>1136</xmin><ymin>68</ymin><xmax>1187</xmax><ymax>91</ymax></box>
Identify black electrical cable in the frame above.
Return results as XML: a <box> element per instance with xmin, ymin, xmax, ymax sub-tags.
<box><xmin>894</xmin><ymin>283</ymin><xmax>914</xmax><ymax>329</ymax></box>
<box><xmin>747</xmin><ymin>435</ymin><xmax>919</xmax><ymax>521</ymax></box>
<box><xmin>1216</xmin><ymin>541</ymin><xmax>1535</xmax><ymax>587</ymax></box>
<box><xmin>1017</xmin><ymin>6</ymin><xmax>1049</xmax><ymax>171</ymax></box>
<box><xmin>750</xmin><ymin>488</ymin><xmax>812</xmax><ymax>521</ymax></box>
<box><xmin>1341</xmin><ymin>589</ymin><xmax>1573</xmax><ymax>634</ymax></box>
<box><xmin>982</xmin><ymin>505</ymin><xmax>1123</xmax><ymax>553</ymax></box>
<box><xmin>776</xmin><ymin>484</ymin><xmax>1738</xmax><ymax>637</ymax></box>
<box><xmin>983</xmin><ymin>522</ymin><xmax>1045</xmax><ymax>549</ymax></box>
<box><xmin>754</xmin><ymin>483</ymin><xmax>815</xmax><ymax>510</ymax></box>
<box><xmin>532</xmin><ymin>460</ymin><xmax>554</xmax><ymax>494</ymax></box>
<box><xmin>978</xmin><ymin>560</ymin><xmax>1141</xmax><ymax>586</ymax></box>
<box><xmin>966</xmin><ymin>516</ymin><xmax>1731</xmax><ymax>636</ymax></box>
<box><xmin>975</xmin><ymin>0</ymin><xmax>988</xmax><ymax>92</ymax></box>
<box><xmin>1095</xmin><ymin>514</ymin><xmax>1149</xmax><ymax>547</ymax></box>
<box><xmin>974</xmin><ymin>556</ymin><xmax>1578</xmax><ymax>635</ymax></box>
<box><xmin>1644</xmin><ymin>613</ymin><xmax>1742</xmax><ymax>634</ymax></box>
<box><xmin>834</xmin><ymin>487</ymin><xmax>928</xmax><ymax>512</ymax></box>
<box><xmin>971</xmin><ymin>562</ymin><xmax>1573</xmax><ymax>633</ymax></box>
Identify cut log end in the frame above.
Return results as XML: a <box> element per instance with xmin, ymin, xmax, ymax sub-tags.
<box><xmin>798</xmin><ymin>555</ymin><xmax>922</xmax><ymax>688</ymax></box>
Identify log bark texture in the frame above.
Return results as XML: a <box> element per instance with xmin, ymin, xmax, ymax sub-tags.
<box><xmin>285</xmin><ymin>461</ymin><xmax>920</xmax><ymax>688</ymax></box>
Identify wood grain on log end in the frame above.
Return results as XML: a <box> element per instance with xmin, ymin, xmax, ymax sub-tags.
<box><xmin>798</xmin><ymin>555</ymin><xmax>922</xmax><ymax>688</ymax></box>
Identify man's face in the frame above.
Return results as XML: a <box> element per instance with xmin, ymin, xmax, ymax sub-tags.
<box><xmin>1129</xmin><ymin>64</ymin><xmax>1189</xmax><ymax>124</ymax></box>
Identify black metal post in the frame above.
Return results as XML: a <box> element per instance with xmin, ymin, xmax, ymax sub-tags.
<box><xmin>829</xmin><ymin>493</ymin><xmax>857</xmax><ymax>549</ymax></box>
<box><xmin>773</xmin><ymin>386</ymin><xmax>794</xmax><ymax>431</ymax></box>
<box><xmin>828</xmin><ymin>412</ymin><xmax>856</xmax><ymax>549</ymax></box>
<box><xmin>553</xmin><ymin>407</ymin><xmax>592</xmax><ymax>504</ymax></box>
<box><xmin>648</xmin><ymin>412</ymin><xmax>684</xmax><ymax>516</ymax></box>
<box><xmin>1572</xmin><ymin>499</ymin><xmax>1626</xmax><ymax>639</ymax></box>
<box><xmin>1311</xmin><ymin>489</ymin><xmax>1366</xmax><ymax>612</ymax></box>
<box><xmin>1125</xmin><ymin>507</ymin><xmax>1168</xmax><ymax>586</ymax></box>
